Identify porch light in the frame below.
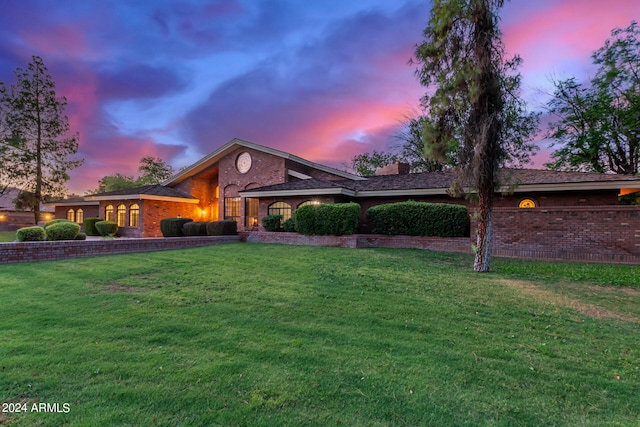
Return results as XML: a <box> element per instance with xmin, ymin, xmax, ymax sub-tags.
<box><xmin>0</xmin><ymin>214</ymin><xmax>5</xmax><ymax>221</ymax></box>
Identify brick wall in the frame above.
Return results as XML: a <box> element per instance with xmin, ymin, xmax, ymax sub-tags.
<box><xmin>0</xmin><ymin>236</ymin><xmax>241</xmax><ymax>265</ymax></box>
<box><xmin>491</xmin><ymin>206</ymin><xmax>640</xmax><ymax>263</ymax></box>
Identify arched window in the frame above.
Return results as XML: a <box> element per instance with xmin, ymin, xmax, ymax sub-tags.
<box><xmin>76</xmin><ymin>208</ymin><xmax>84</xmax><ymax>224</ymax></box>
<box><xmin>66</xmin><ymin>209</ymin><xmax>75</xmax><ymax>222</ymax></box>
<box><xmin>268</xmin><ymin>202</ymin><xmax>291</xmax><ymax>222</ymax></box>
<box><xmin>298</xmin><ymin>200</ymin><xmax>320</xmax><ymax>208</ymax></box>
<box><xmin>105</xmin><ymin>205</ymin><xmax>114</xmax><ymax>222</ymax></box>
<box><xmin>518</xmin><ymin>198</ymin><xmax>536</xmax><ymax>208</ymax></box>
<box><xmin>129</xmin><ymin>204</ymin><xmax>140</xmax><ymax>227</ymax></box>
<box><xmin>117</xmin><ymin>204</ymin><xmax>127</xmax><ymax>227</ymax></box>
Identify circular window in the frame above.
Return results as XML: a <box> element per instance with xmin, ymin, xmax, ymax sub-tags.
<box><xmin>518</xmin><ymin>198</ymin><xmax>536</xmax><ymax>208</ymax></box>
<box><xmin>236</xmin><ymin>152</ymin><xmax>252</xmax><ymax>174</ymax></box>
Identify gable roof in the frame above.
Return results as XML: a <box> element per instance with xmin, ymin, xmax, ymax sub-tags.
<box><xmin>84</xmin><ymin>185</ymin><xmax>198</xmax><ymax>203</ymax></box>
<box><xmin>240</xmin><ymin>168</ymin><xmax>640</xmax><ymax>198</ymax></box>
<box><xmin>163</xmin><ymin>138</ymin><xmax>365</xmax><ymax>186</ymax></box>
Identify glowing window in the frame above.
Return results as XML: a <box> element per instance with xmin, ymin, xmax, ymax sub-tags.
<box><xmin>268</xmin><ymin>202</ymin><xmax>292</xmax><ymax>222</ymax></box>
<box><xmin>117</xmin><ymin>204</ymin><xmax>126</xmax><ymax>227</ymax></box>
<box><xmin>105</xmin><ymin>205</ymin><xmax>114</xmax><ymax>222</ymax></box>
<box><xmin>224</xmin><ymin>197</ymin><xmax>241</xmax><ymax>223</ymax></box>
<box><xmin>518</xmin><ymin>199</ymin><xmax>536</xmax><ymax>208</ymax></box>
<box><xmin>129</xmin><ymin>204</ymin><xmax>140</xmax><ymax>227</ymax></box>
<box><xmin>66</xmin><ymin>209</ymin><xmax>75</xmax><ymax>222</ymax></box>
<box><xmin>76</xmin><ymin>209</ymin><xmax>84</xmax><ymax>224</ymax></box>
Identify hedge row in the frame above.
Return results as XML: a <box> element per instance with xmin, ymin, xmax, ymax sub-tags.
<box><xmin>366</xmin><ymin>201</ymin><xmax>469</xmax><ymax>237</ymax></box>
<box><xmin>16</xmin><ymin>219</ymin><xmax>91</xmax><ymax>241</ymax></box>
<box><xmin>160</xmin><ymin>218</ymin><xmax>237</xmax><ymax>237</ymax></box>
<box><xmin>294</xmin><ymin>202</ymin><xmax>360</xmax><ymax>236</ymax></box>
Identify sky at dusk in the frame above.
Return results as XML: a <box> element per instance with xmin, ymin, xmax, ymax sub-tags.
<box><xmin>0</xmin><ymin>0</ymin><xmax>638</xmax><ymax>194</ymax></box>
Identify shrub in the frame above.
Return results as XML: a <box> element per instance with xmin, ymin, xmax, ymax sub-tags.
<box><xmin>183</xmin><ymin>221</ymin><xmax>209</xmax><ymax>236</ymax></box>
<box><xmin>261</xmin><ymin>215</ymin><xmax>283</xmax><ymax>232</ymax></box>
<box><xmin>295</xmin><ymin>202</ymin><xmax>360</xmax><ymax>236</ymax></box>
<box><xmin>160</xmin><ymin>218</ymin><xmax>193</xmax><ymax>237</ymax></box>
<box><xmin>95</xmin><ymin>220</ymin><xmax>119</xmax><ymax>237</ymax></box>
<box><xmin>45</xmin><ymin>221</ymin><xmax>80</xmax><ymax>241</ymax></box>
<box><xmin>43</xmin><ymin>219</ymin><xmax>74</xmax><ymax>230</ymax></box>
<box><xmin>16</xmin><ymin>226</ymin><xmax>45</xmax><ymax>242</ymax></box>
<box><xmin>206</xmin><ymin>220</ymin><xmax>238</xmax><ymax>236</ymax></box>
<box><xmin>75</xmin><ymin>233</ymin><xmax>87</xmax><ymax>240</ymax></box>
<box><xmin>84</xmin><ymin>217</ymin><xmax>104</xmax><ymax>236</ymax></box>
<box><xmin>366</xmin><ymin>201</ymin><xmax>469</xmax><ymax>237</ymax></box>
<box><xmin>282</xmin><ymin>217</ymin><xmax>296</xmax><ymax>232</ymax></box>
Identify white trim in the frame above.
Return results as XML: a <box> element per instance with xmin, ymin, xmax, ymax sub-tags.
<box><xmin>49</xmin><ymin>200</ymin><xmax>100</xmax><ymax>206</ymax></box>
<box><xmin>240</xmin><ymin>188</ymin><xmax>356</xmax><ymax>198</ymax></box>
<box><xmin>164</xmin><ymin>138</ymin><xmax>365</xmax><ymax>185</ymax></box>
<box><xmin>86</xmin><ymin>194</ymin><xmax>200</xmax><ymax>204</ymax></box>
<box><xmin>288</xmin><ymin>170</ymin><xmax>313</xmax><ymax>180</ymax></box>
<box><xmin>498</xmin><ymin>181</ymin><xmax>640</xmax><ymax>193</ymax></box>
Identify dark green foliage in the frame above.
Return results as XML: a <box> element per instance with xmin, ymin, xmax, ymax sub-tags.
<box><xmin>83</xmin><ymin>217</ymin><xmax>103</xmax><ymax>236</ymax></box>
<box><xmin>45</xmin><ymin>221</ymin><xmax>80</xmax><ymax>240</ymax></box>
<box><xmin>160</xmin><ymin>218</ymin><xmax>193</xmax><ymax>237</ymax></box>
<box><xmin>43</xmin><ymin>218</ymin><xmax>74</xmax><ymax>230</ymax></box>
<box><xmin>16</xmin><ymin>226</ymin><xmax>45</xmax><ymax>241</ymax></box>
<box><xmin>282</xmin><ymin>217</ymin><xmax>296</xmax><ymax>232</ymax></box>
<box><xmin>75</xmin><ymin>233</ymin><xmax>87</xmax><ymax>240</ymax></box>
<box><xmin>95</xmin><ymin>220</ymin><xmax>118</xmax><ymax>237</ymax></box>
<box><xmin>366</xmin><ymin>201</ymin><xmax>469</xmax><ymax>237</ymax></box>
<box><xmin>206</xmin><ymin>220</ymin><xmax>238</xmax><ymax>236</ymax></box>
<box><xmin>183</xmin><ymin>221</ymin><xmax>209</xmax><ymax>236</ymax></box>
<box><xmin>295</xmin><ymin>202</ymin><xmax>360</xmax><ymax>236</ymax></box>
<box><xmin>261</xmin><ymin>214</ymin><xmax>283</xmax><ymax>232</ymax></box>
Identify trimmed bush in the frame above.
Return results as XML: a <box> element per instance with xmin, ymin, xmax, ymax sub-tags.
<box><xmin>206</xmin><ymin>220</ymin><xmax>238</xmax><ymax>236</ymax></box>
<box><xmin>160</xmin><ymin>218</ymin><xmax>193</xmax><ymax>237</ymax></box>
<box><xmin>95</xmin><ymin>220</ymin><xmax>119</xmax><ymax>237</ymax></box>
<box><xmin>261</xmin><ymin>215</ymin><xmax>283</xmax><ymax>232</ymax></box>
<box><xmin>16</xmin><ymin>226</ymin><xmax>46</xmax><ymax>242</ymax></box>
<box><xmin>84</xmin><ymin>217</ymin><xmax>104</xmax><ymax>236</ymax></box>
<box><xmin>43</xmin><ymin>219</ymin><xmax>74</xmax><ymax>230</ymax></box>
<box><xmin>366</xmin><ymin>201</ymin><xmax>469</xmax><ymax>237</ymax></box>
<box><xmin>45</xmin><ymin>221</ymin><xmax>80</xmax><ymax>241</ymax></box>
<box><xmin>183</xmin><ymin>221</ymin><xmax>209</xmax><ymax>236</ymax></box>
<box><xmin>75</xmin><ymin>233</ymin><xmax>87</xmax><ymax>240</ymax></box>
<box><xmin>282</xmin><ymin>217</ymin><xmax>296</xmax><ymax>232</ymax></box>
<box><xmin>295</xmin><ymin>202</ymin><xmax>360</xmax><ymax>236</ymax></box>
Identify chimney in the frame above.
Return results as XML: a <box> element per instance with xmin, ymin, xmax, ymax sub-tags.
<box><xmin>375</xmin><ymin>162</ymin><xmax>410</xmax><ymax>176</ymax></box>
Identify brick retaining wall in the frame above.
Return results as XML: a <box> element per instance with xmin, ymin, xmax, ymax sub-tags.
<box><xmin>491</xmin><ymin>206</ymin><xmax>640</xmax><ymax>264</ymax></box>
<box><xmin>0</xmin><ymin>235</ymin><xmax>241</xmax><ymax>264</ymax></box>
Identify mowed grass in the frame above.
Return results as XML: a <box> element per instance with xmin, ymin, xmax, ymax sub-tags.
<box><xmin>0</xmin><ymin>243</ymin><xmax>639</xmax><ymax>426</ymax></box>
<box><xmin>0</xmin><ymin>231</ymin><xmax>16</xmax><ymax>242</ymax></box>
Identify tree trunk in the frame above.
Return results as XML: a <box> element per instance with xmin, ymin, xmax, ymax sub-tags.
<box><xmin>474</xmin><ymin>186</ymin><xmax>494</xmax><ymax>272</ymax></box>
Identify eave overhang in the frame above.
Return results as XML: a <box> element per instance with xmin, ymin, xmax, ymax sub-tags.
<box><xmin>240</xmin><ymin>187</ymin><xmax>356</xmax><ymax>198</ymax></box>
<box><xmin>85</xmin><ymin>194</ymin><xmax>200</xmax><ymax>204</ymax></box>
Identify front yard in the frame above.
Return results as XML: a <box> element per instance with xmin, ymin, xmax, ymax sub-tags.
<box><xmin>1</xmin><ymin>243</ymin><xmax>639</xmax><ymax>426</ymax></box>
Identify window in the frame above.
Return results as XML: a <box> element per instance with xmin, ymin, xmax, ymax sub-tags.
<box><xmin>66</xmin><ymin>209</ymin><xmax>75</xmax><ymax>222</ymax></box>
<box><xmin>224</xmin><ymin>197</ymin><xmax>241</xmax><ymax>222</ymax></box>
<box><xmin>298</xmin><ymin>200</ymin><xmax>320</xmax><ymax>208</ymax></box>
<box><xmin>117</xmin><ymin>204</ymin><xmax>126</xmax><ymax>227</ymax></box>
<box><xmin>105</xmin><ymin>205</ymin><xmax>114</xmax><ymax>222</ymax></box>
<box><xmin>518</xmin><ymin>198</ymin><xmax>536</xmax><ymax>208</ymax></box>
<box><xmin>129</xmin><ymin>204</ymin><xmax>140</xmax><ymax>227</ymax></box>
<box><xmin>268</xmin><ymin>202</ymin><xmax>292</xmax><ymax>222</ymax></box>
<box><xmin>76</xmin><ymin>208</ymin><xmax>84</xmax><ymax>224</ymax></box>
<box><xmin>245</xmin><ymin>198</ymin><xmax>259</xmax><ymax>227</ymax></box>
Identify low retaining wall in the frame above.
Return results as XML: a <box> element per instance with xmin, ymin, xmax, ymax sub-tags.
<box><xmin>0</xmin><ymin>235</ymin><xmax>241</xmax><ymax>265</ymax></box>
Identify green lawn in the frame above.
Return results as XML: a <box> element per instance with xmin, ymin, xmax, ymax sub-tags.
<box><xmin>0</xmin><ymin>230</ymin><xmax>16</xmax><ymax>242</ymax></box>
<box><xmin>1</xmin><ymin>243</ymin><xmax>639</xmax><ymax>426</ymax></box>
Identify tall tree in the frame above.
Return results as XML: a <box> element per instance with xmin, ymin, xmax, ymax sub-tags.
<box><xmin>89</xmin><ymin>156</ymin><xmax>174</xmax><ymax>193</ymax></box>
<box><xmin>0</xmin><ymin>56</ymin><xmax>83</xmax><ymax>223</ymax></box>
<box><xmin>546</xmin><ymin>21</ymin><xmax>639</xmax><ymax>174</ymax></box>
<box><xmin>350</xmin><ymin>150</ymin><xmax>400</xmax><ymax>177</ymax></box>
<box><xmin>136</xmin><ymin>156</ymin><xmax>174</xmax><ymax>185</ymax></box>
<box><xmin>413</xmin><ymin>0</ymin><xmax>538</xmax><ymax>272</ymax></box>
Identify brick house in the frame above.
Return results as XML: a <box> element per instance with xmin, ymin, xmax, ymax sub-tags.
<box><xmin>52</xmin><ymin>138</ymin><xmax>640</xmax><ymax>256</ymax></box>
